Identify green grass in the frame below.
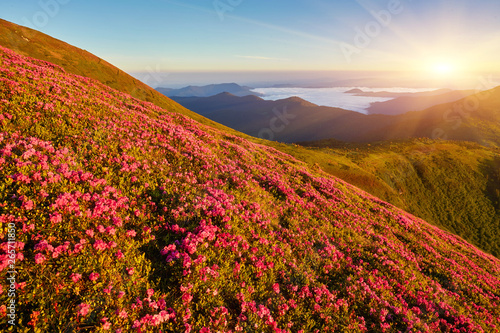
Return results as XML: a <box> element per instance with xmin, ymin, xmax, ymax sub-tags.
<box><xmin>300</xmin><ymin>139</ymin><xmax>500</xmax><ymax>257</ymax></box>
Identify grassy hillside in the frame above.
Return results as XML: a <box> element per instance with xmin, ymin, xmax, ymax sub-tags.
<box><xmin>1</xmin><ymin>18</ymin><xmax>498</xmax><ymax>263</ymax></box>
<box><xmin>299</xmin><ymin>139</ymin><xmax>500</xmax><ymax>257</ymax></box>
<box><xmin>1</xmin><ymin>46</ymin><xmax>500</xmax><ymax>332</ymax></box>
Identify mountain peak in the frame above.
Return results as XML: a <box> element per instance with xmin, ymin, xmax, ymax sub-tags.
<box><xmin>345</xmin><ymin>88</ymin><xmax>364</xmax><ymax>93</ymax></box>
<box><xmin>278</xmin><ymin>96</ymin><xmax>318</xmax><ymax>107</ymax></box>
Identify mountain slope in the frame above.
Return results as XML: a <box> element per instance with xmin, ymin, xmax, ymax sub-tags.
<box><xmin>1</xmin><ymin>46</ymin><xmax>500</xmax><ymax>332</ymax></box>
<box><xmin>0</xmin><ymin>19</ymin><xmax>161</xmax><ymax>106</ymax></box>
<box><xmin>0</xmin><ymin>18</ymin><xmax>249</xmax><ymax>136</ymax></box>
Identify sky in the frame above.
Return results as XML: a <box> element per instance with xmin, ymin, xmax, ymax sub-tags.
<box><xmin>2</xmin><ymin>0</ymin><xmax>500</xmax><ymax>86</ymax></box>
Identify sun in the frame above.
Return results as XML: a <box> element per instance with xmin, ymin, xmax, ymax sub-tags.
<box><xmin>408</xmin><ymin>56</ymin><xmax>472</xmax><ymax>85</ymax></box>
<box><xmin>420</xmin><ymin>56</ymin><xmax>464</xmax><ymax>79</ymax></box>
<box><xmin>432</xmin><ymin>62</ymin><xmax>455</xmax><ymax>75</ymax></box>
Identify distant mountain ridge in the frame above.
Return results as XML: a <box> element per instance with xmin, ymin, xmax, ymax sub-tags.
<box><xmin>346</xmin><ymin>88</ymin><xmax>457</xmax><ymax>98</ymax></box>
<box><xmin>173</xmin><ymin>89</ymin><xmax>500</xmax><ymax>146</ymax></box>
<box><xmin>171</xmin><ymin>92</ymin><xmax>360</xmax><ymax>142</ymax></box>
<box><xmin>156</xmin><ymin>83</ymin><xmax>263</xmax><ymax>97</ymax></box>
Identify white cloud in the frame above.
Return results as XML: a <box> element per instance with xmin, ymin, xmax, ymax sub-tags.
<box><xmin>250</xmin><ymin>87</ymin><xmax>435</xmax><ymax>114</ymax></box>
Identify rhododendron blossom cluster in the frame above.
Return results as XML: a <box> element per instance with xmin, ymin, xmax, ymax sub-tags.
<box><xmin>0</xmin><ymin>46</ymin><xmax>499</xmax><ymax>332</ymax></box>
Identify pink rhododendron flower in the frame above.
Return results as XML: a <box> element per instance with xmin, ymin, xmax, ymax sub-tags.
<box><xmin>89</xmin><ymin>272</ymin><xmax>100</xmax><ymax>281</ymax></box>
<box><xmin>112</xmin><ymin>217</ymin><xmax>123</xmax><ymax>227</ymax></box>
<box><xmin>49</xmin><ymin>212</ymin><xmax>62</xmax><ymax>224</ymax></box>
<box><xmin>101</xmin><ymin>317</ymin><xmax>111</xmax><ymax>330</ymax></box>
<box><xmin>22</xmin><ymin>199</ymin><xmax>35</xmax><ymax>210</ymax></box>
<box><xmin>117</xmin><ymin>310</ymin><xmax>128</xmax><ymax>318</ymax></box>
<box><xmin>93</xmin><ymin>239</ymin><xmax>107</xmax><ymax>251</ymax></box>
<box><xmin>34</xmin><ymin>253</ymin><xmax>46</xmax><ymax>264</ymax></box>
<box><xmin>182</xmin><ymin>293</ymin><xmax>193</xmax><ymax>304</ymax></box>
<box><xmin>73</xmin><ymin>243</ymin><xmax>84</xmax><ymax>253</ymax></box>
<box><xmin>78</xmin><ymin>303</ymin><xmax>90</xmax><ymax>316</ymax></box>
<box><xmin>71</xmin><ymin>273</ymin><xmax>82</xmax><ymax>283</ymax></box>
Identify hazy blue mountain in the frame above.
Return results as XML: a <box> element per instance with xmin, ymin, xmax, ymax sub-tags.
<box><xmin>156</xmin><ymin>83</ymin><xmax>263</xmax><ymax>97</ymax></box>
<box><xmin>345</xmin><ymin>88</ymin><xmax>455</xmax><ymax>98</ymax></box>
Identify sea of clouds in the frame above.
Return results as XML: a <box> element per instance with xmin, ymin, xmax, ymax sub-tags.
<box><xmin>251</xmin><ymin>87</ymin><xmax>436</xmax><ymax>114</ymax></box>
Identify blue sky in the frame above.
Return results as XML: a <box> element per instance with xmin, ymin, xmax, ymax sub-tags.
<box><xmin>2</xmin><ymin>0</ymin><xmax>500</xmax><ymax>77</ymax></box>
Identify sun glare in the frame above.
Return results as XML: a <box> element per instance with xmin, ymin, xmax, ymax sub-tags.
<box><xmin>432</xmin><ymin>63</ymin><xmax>455</xmax><ymax>75</ymax></box>
<box><xmin>419</xmin><ymin>57</ymin><xmax>464</xmax><ymax>79</ymax></box>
